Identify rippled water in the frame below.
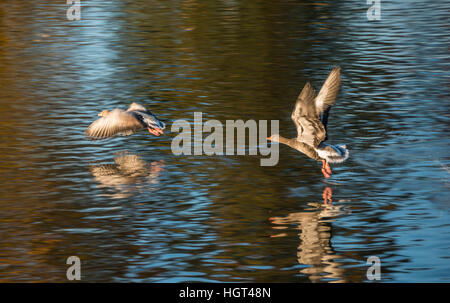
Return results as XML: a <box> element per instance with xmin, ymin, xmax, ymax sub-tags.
<box><xmin>0</xmin><ymin>1</ymin><xmax>449</xmax><ymax>282</ymax></box>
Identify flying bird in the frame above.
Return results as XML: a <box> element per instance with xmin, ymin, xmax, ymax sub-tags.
<box><xmin>85</xmin><ymin>103</ymin><xmax>166</xmax><ymax>139</ymax></box>
<box><xmin>267</xmin><ymin>67</ymin><xmax>349</xmax><ymax>178</ymax></box>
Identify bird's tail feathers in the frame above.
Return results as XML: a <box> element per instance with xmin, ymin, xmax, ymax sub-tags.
<box><xmin>315</xmin><ymin>144</ymin><xmax>349</xmax><ymax>164</ymax></box>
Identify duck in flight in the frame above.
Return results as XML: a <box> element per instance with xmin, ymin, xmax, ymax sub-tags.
<box><xmin>85</xmin><ymin>103</ymin><xmax>166</xmax><ymax>139</ymax></box>
<box><xmin>267</xmin><ymin>67</ymin><xmax>349</xmax><ymax>178</ymax></box>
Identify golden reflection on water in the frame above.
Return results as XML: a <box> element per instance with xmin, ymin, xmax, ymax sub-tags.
<box><xmin>270</xmin><ymin>187</ymin><xmax>351</xmax><ymax>282</ymax></box>
<box><xmin>90</xmin><ymin>152</ymin><xmax>165</xmax><ymax>199</ymax></box>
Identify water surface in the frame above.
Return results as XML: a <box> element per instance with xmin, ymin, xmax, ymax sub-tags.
<box><xmin>0</xmin><ymin>0</ymin><xmax>448</xmax><ymax>282</ymax></box>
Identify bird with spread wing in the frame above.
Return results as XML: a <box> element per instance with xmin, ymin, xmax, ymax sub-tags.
<box><xmin>267</xmin><ymin>67</ymin><xmax>349</xmax><ymax>178</ymax></box>
<box><xmin>85</xmin><ymin>103</ymin><xmax>166</xmax><ymax>139</ymax></box>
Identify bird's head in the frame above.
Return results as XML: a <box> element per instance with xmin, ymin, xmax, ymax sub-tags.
<box><xmin>266</xmin><ymin>134</ymin><xmax>280</xmax><ymax>142</ymax></box>
<box><xmin>98</xmin><ymin>110</ymin><xmax>111</xmax><ymax>117</ymax></box>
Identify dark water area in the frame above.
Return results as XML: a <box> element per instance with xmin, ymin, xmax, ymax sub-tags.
<box><xmin>0</xmin><ymin>1</ymin><xmax>449</xmax><ymax>282</ymax></box>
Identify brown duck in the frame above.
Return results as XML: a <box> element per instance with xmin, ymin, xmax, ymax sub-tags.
<box><xmin>267</xmin><ymin>67</ymin><xmax>349</xmax><ymax>178</ymax></box>
<box><xmin>85</xmin><ymin>103</ymin><xmax>165</xmax><ymax>139</ymax></box>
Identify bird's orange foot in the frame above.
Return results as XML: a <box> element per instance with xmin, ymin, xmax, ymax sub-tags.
<box><xmin>324</xmin><ymin>162</ymin><xmax>332</xmax><ymax>175</ymax></box>
<box><xmin>148</xmin><ymin>127</ymin><xmax>164</xmax><ymax>136</ymax></box>
<box><xmin>322</xmin><ymin>160</ymin><xmax>332</xmax><ymax>175</ymax></box>
<box><xmin>321</xmin><ymin>168</ymin><xmax>331</xmax><ymax>178</ymax></box>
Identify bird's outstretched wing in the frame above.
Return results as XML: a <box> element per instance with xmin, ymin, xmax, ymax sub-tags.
<box><xmin>85</xmin><ymin>109</ymin><xmax>144</xmax><ymax>139</ymax></box>
<box><xmin>314</xmin><ymin>67</ymin><xmax>341</xmax><ymax>115</ymax></box>
<box><xmin>291</xmin><ymin>82</ymin><xmax>326</xmax><ymax>147</ymax></box>
<box><xmin>291</xmin><ymin>82</ymin><xmax>316</xmax><ymax>132</ymax></box>
<box><xmin>127</xmin><ymin>102</ymin><xmax>148</xmax><ymax>112</ymax></box>
<box><xmin>296</xmin><ymin>116</ymin><xmax>327</xmax><ymax>148</ymax></box>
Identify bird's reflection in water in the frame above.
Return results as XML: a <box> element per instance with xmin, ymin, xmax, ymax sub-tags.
<box><xmin>270</xmin><ymin>187</ymin><xmax>350</xmax><ymax>282</ymax></box>
<box><xmin>89</xmin><ymin>152</ymin><xmax>164</xmax><ymax>199</ymax></box>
